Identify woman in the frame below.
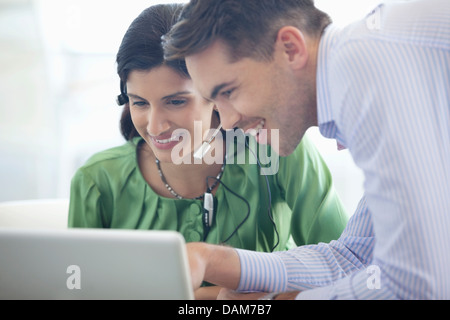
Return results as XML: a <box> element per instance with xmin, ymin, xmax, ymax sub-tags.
<box><xmin>68</xmin><ymin>4</ymin><xmax>348</xmax><ymax>299</ymax></box>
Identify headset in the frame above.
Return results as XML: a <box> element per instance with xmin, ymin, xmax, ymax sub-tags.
<box><xmin>117</xmin><ymin>89</ymin><xmax>280</xmax><ymax>251</ymax></box>
<box><xmin>116</xmin><ymin>81</ymin><xmax>129</xmax><ymax>106</ymax></box>
<box><xmin>199</xmin><ymin>129</ymin><xmax>280</xmax><ymax>252</ymax></box>
<box><xmin>194</xmin><ymin>124</ymin><xmax>223</xmax><ymax>160</ymax></box>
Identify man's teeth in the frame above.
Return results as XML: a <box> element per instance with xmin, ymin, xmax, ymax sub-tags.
<box><xmin>255</xmin><ymin>119</ymin><xmax>265</xmax><ymax>130</ymax></box>
<box><xmin>248</xmin><ymin>119</ymin><xmax>265</xmax><ymax>136</ymax></box>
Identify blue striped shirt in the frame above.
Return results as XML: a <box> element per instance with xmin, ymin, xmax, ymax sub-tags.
<box><xmin>235</xmin><ymin>0</ymin><xmax>450</xmax><ymax>299</ymax></box>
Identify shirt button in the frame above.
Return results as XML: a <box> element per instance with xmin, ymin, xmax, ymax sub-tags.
<box><xmin>189</xmin><ymin>231</ymin><xmax>201</xmax><ymax>242</ymax></box>
<box><xmin>189</xmin><ymin>203</ymin><xmax>202</xmax><ymax>215</ymax></box>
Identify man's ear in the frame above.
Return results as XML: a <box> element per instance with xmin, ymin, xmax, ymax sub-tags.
<box><xmin>275</xmin><ymin>26</ymin><xmax>308</xmax><ymax>70</ymax></box>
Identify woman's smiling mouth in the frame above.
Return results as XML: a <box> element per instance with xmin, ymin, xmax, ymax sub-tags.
<box><xmin>151</xmin><ymin>132</ymin><xmax>183</xmax><ymax>150</ymax></box>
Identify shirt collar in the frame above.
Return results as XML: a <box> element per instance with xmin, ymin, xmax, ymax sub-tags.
<box><xmin>316</xmin><ymin>24</ymin><xmax>341</xmax><ymax>140</ymax></box>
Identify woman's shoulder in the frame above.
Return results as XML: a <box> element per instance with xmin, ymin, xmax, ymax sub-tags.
<box><xmin>84</xmin><ymin>139</ymin><xmax>138</xmax><ymax>167</ymax></box>
<box><xmin>70</xmin><ymin>138</ymin><xmax>143</xmax><ymax>193</ymax></box>
<box><xmin>74</xmin><ymin>139</ymin><xmax>141</xmax><ymax>180</ymax></box>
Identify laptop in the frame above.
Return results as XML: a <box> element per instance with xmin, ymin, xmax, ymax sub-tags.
<box><xmin>0</xmin><ymin>228</ymin><xmax>194</xmax><ymax>300</ymax></box>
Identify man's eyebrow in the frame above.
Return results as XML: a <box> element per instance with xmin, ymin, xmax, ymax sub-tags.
<box><xmin>209</xmin><ymin>81</ymin><xmax>236</xmax><ymax>100</ymax></box>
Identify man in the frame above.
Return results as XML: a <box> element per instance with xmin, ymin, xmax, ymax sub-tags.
<box><xmin>164</xmin><ymin>0</ymin><xmax>450</xmax><ymax>299</ymax></box>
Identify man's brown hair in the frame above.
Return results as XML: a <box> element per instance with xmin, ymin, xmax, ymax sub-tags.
<box><xmin>164</xmin><ymin>0</ymin><xmax>331</xmax><ymax>62</ymax></box>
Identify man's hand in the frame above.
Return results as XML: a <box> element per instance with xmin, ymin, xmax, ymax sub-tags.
<box><xmin>217</xmin><ymin>288</ymin><xmax>301</xmax><ymax>300</ymax></box>
<box><xmin>186</xmin><ymin>242</ymin><xmax>207</xmax><ymax>290</ymax></box>
<box><xmin>194</xmin><ymin>286</ymin><xmax>222</xmax><ymax>300</ymax></box>
<box><xmin>186</xmin><ymin>242</ymin><xmax>241</xmax><ymax>291</ymax></box>
<box><xmin>217</xmin><ymin>288</ymin><xmax>268</xmax><ymax>300</ymax></box>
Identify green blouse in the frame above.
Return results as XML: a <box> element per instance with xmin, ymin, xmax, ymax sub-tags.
<box><xmin>68</xmin><ymin>135</ymin><xmax>348</xmax><ymax>252</ymax></box>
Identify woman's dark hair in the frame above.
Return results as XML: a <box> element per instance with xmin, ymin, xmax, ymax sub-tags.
<box><xmin>116</xmin><ymin>4</ymin><xmax>187</xmax><ymax>141</ymax></box>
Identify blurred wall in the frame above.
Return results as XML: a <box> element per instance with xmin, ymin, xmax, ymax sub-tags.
<box><xmin>1</xmin><ymin>0</ymin><xmax>406</xmax><ymax>214</ymax></box>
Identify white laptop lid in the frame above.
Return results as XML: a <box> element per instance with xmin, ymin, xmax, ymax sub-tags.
<box><xmin>0</xmin><ymin>228</ymin><xmax>194</xmax><ymax>300</ymax></box>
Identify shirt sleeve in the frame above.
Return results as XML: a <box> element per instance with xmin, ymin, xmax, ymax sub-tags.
<box><xmin>277</xmin><ymin>135</ymin><xmax>349</xmax><ymax>246</ymax></box>
<box><xmin>236</xmin><ymin>196</ymin><xmax>374</xmax><ymax>295</ymax></box>
<box><xmin>68</xmin><ymin>169</ymin><xmax>107</xmax><ymax>228</ymax></box>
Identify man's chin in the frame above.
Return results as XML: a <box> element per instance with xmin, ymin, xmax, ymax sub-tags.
<box><xmin>276</xmin><ymin>136</ymin><xmax>304</xmax><ymax>157</ymax></box>
<box><xmin>252</xmin><ymin>128</ymin><xmax>301</xmax><ymax>156</ymax></box>
<box><xmin>264</xmin><ymin>141</ymin><xmax>292</xmax><ymax>157</ymax></box>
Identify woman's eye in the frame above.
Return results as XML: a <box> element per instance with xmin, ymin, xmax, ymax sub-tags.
<box><xmin>168</xmin><ymin>99</ymin><xmax>187</xmax><ymax>106</ymax></box>
<box><xmin>132</xmin><ymin>101</ymin><xmax>148</xmax><ymax>107</ymax></box>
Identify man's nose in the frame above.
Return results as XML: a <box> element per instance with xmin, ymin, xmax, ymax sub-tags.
<box><xmin>215</xmin><ymin>103</ymin><xmax>241</xmax><ymax>130</ymax></box>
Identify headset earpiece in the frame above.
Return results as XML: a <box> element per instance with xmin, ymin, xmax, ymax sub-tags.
<box><xmin>116</xmin><ymin>93</ymin><xmax>129</xmax><ymax>106</ymax></box>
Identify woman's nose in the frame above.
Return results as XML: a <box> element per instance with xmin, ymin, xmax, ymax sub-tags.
<box><xmin>146</xmin><ymin>107</ymin><xmax>171</xmax><ymax>136</ymax></box>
